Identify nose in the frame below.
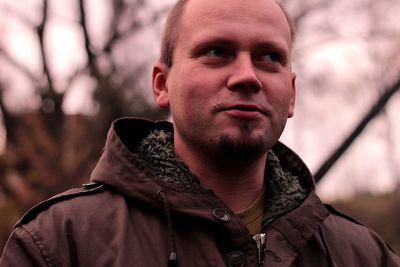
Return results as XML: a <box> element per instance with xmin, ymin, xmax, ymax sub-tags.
<box><xmin>226</xmin><ymin>54</ymin><xmax>262</xmax><ymax>93</ymax></box>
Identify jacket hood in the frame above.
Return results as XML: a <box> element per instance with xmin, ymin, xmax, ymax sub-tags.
<box><xmin>91</xmin><ymin>118</ymin><xmax>316</xmax><ymax>222</ymax></box>
<box><xmin>3</xmin><ymin>117</ymin><xmax>396</xmax><ymax>267</ymax></box>
<box><xmin>91</xmin><ymin>117</ymin><xmax>331</xmax><ymax>266</ymax></box>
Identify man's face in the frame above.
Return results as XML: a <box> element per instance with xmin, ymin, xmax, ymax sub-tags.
<box><xmin>153</xmin><ymin>0</ymin><xmax>296</xmax><ymax>160</ymax></box>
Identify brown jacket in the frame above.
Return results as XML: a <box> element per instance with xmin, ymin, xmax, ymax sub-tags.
<box><xmin>1</xmin><ymin>118</ymin><xmax>399</xmax><ymax>267</ymax></box>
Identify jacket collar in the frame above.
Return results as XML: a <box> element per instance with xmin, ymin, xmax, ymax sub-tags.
<box><xmin>91</xmin><ymin>117</ymin><xmax>329</xmax><ymax>261</ymax></box>
<box><xmin>91</xmin><ymin>117</ymin><xmax>314</xmax><ymax>201</ymax></box>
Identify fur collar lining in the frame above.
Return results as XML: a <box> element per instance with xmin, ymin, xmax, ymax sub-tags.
<box><xmin>133</xmin><ymin>130</ymin><xmax>308</xmax><ymax>230</ymax></box>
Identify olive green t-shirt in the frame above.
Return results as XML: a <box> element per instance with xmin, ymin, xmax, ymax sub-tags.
<box><xmin>236</xmin><ymin>188</ymin><xmax>266</xmax><ymax>236</ymax></box>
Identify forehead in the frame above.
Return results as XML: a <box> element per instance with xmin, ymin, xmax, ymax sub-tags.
<box><xmin>179</xmin><ymin>0</ymin><xmax>292</xmax><ymax>47</ymax></box>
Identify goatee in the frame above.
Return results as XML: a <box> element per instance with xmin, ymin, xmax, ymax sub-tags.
<box><xmin>218</xmin><ymin>120</ymin><xmax>267</xmax><ymax>160</ymax></box>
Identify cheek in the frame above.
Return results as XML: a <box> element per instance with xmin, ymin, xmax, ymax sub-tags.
<box><xmin>168</xmin><ymin>80</ymin><xmax>206</xmax><ymax>119</ymax></box>
<box><xmin>267</xmin><ymin>80</ymin><xmax>295</xmax><ymax>116</ymax></box>
<box><xmin>171</xmin><ymin>74</ymin><xmax>217</xmax><ymax>107</ymax></box>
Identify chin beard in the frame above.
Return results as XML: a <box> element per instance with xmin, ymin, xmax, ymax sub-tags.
<box><xmin>217</xmin><ymin>120</ymin><xmax>268</xmax><ymax>160</ymax></box>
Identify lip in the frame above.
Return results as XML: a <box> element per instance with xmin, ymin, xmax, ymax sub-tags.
<box><xmin>217</xmin><ymin>103</ymin><xmax>269</xmax><ymax>119</ymax></box>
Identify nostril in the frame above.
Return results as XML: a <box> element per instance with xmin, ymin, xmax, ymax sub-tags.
<box><xmin>227</xmin><ymin>80</ymin><xmax>262</xmax><ymax>93</ymax></box>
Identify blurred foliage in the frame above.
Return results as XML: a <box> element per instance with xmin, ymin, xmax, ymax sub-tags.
<box><xmin>333</xmin><ymin>190</ymin><xmax>400</xmax><ymax>254</ymax></box>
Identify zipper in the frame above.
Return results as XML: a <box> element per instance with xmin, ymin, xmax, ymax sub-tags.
<box><xmin>253</xmin><ymin>233</ymin><xmax>266</xmax><ymax>267</ymax></box>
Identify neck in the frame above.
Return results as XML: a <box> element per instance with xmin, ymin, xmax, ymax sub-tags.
<box><xmin>175</xmin><ymin>138</ymin><xmax>267</xmax><ymax>212</ymax></box>
<box><xmin>200</xmin><ymin>162</ymin><xmax>266</xmax><ymax>212</ymax></box>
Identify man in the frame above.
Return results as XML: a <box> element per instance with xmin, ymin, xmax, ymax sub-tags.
<box><xmin>1</xmin><ymin>0</ymin><xmax>399</xmax><ymax>266</ymax></box>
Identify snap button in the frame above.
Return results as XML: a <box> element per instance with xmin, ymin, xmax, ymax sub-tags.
<box><xmin>227</xmin><ymin>251</ymin><xmax>246</xmax><ymax>267</ymax></box>
<box><xmin>82</xmin><ymin>181</ymin><xmax>100</xmax><ymax>189</ymax></box>
<box><xmin>212</xmin><ymin>208</ymin><xmax>231</xmax><ymax>222</ymax></box>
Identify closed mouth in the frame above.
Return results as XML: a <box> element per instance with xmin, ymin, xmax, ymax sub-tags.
<box><xmin>217</xmin><ymin>103</ymin><xmax>269</xmax><ymax>116</ymax></box>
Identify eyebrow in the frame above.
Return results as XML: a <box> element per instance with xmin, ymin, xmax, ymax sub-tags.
<box><xmin>190</xmin><ymin>36</ymin><xmax>289</xmax><ymax>56</ymax></box>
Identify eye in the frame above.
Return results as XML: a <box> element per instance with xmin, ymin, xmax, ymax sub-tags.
<box><xmin>256</xmin><ymin>52</ymin><xmax>282</xmax><ymax>63</ymax></box>
<box><xmin>204</xmin><ymin>47</ymin><xmax>228</xmax><ymax>58</ymax></box>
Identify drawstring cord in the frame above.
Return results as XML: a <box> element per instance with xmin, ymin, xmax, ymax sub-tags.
<box><xmin>318</xmin><ymin>226</ymin><xmax>336</xmax><ymax>267</ymax></box>
<box><xmin>157</xmin><ymin>189</ymin><xmax>178</xmax><ymax>267</ymax></box>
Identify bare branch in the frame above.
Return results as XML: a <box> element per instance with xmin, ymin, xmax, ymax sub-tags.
<box><xmin>292</xmin><ymin>0</ymin><xmax>335</xmax><ymax>29</ymax></box>
<box><xmin>37</xmin><ymin>0</ymin><xmax>54</xmax><ymax>94</ymax></box>
<box><xmin>78</xmin><ymin>0</ymin><xmax>100</xmax><ymax>77</ymax></box>
<box><xmin>103</xmin><ymin>0</ymin><xmax>124</xmax><ymax>53</ymax></box>
<box><xmin>0</xmin><ymin>47</ymin><xmax>39</xmax><ymax>87</ymax></box>
<box><xmin>36</xmin><ymin>0</ymin><xmax>64</xmax><ymax>115</ymax></box>
<box><xmin>62</xmin><ymin>66</ymin><xmax>89</xmax><ymax>93</ymax></box>
<box><xmin>314</xmin><ymin>76</ymin><xmax>400</xmax><ymax>182</ymax></box>
<box><xmin>0</xmin><ymin>2</ymin><xmax>38</xmax><ymax>28</ymax></box>
<box><xmin>0</xmin><ymin>85</ymin><xmax>15</xmax><ymax>145</ymax></box>
<box><xmin>103</xmin><ymin>5</ymin><xmax>169</xmax><ymax>54</ymax></box>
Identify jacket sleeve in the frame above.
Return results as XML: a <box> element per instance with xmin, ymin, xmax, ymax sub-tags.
<box><xmin>0</xmin><ymin>226</ymin><xmax>49</xmax><ymax>267</ymax></box>
<box><xmin>322</xmin><ymin>205</ymin><xmax>400</xmax><ymax>267</ymax></box>
<box><xmin>387</xmin><ymin>250</ymin><xmax>400</xmax><ymax>267</ymax></box>
<box><xmin>373</xmin><ymin>232</ymin><xmax>400</xmax><ymax>267</ymax></box>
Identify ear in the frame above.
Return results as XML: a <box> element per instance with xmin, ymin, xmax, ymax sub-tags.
<box><xmin>152</xmin><ymin>62</ymin><xmax>170</xmax><ymax>108</ymax></box>
<box><xmin>288</xmin><ymin>72</ymin><xmax>296</xmax><ymax>118</ymax></box>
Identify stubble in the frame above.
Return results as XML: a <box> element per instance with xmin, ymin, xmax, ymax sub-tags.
<box><xmin>217</xmin><ymin>119</ymin><xmax>268</xmax><ymax>160</ymax></box>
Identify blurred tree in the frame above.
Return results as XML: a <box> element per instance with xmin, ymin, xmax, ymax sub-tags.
<box><xmin>314</xmin><ymin>77</ymin><xmax>400</xmax><ymax>182</ymax></box>
<box><xmin>0</xmin><ymin>0</ymin><xmax>169</xmax><ymax>251</ymax></box>
<box><xmin>311</xmin><ymin>0</ymin><xmax>400</xmax><ymax>182</ymax></box>
<box><xmin>282</xmin><ymin>0</ymin><xmax>400</xmax><ymax>251</ymax></box>
<box><xmin>282</xmin><ymin>0</ymin><xmax>400</xmax><ymax>192</ymax></box>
